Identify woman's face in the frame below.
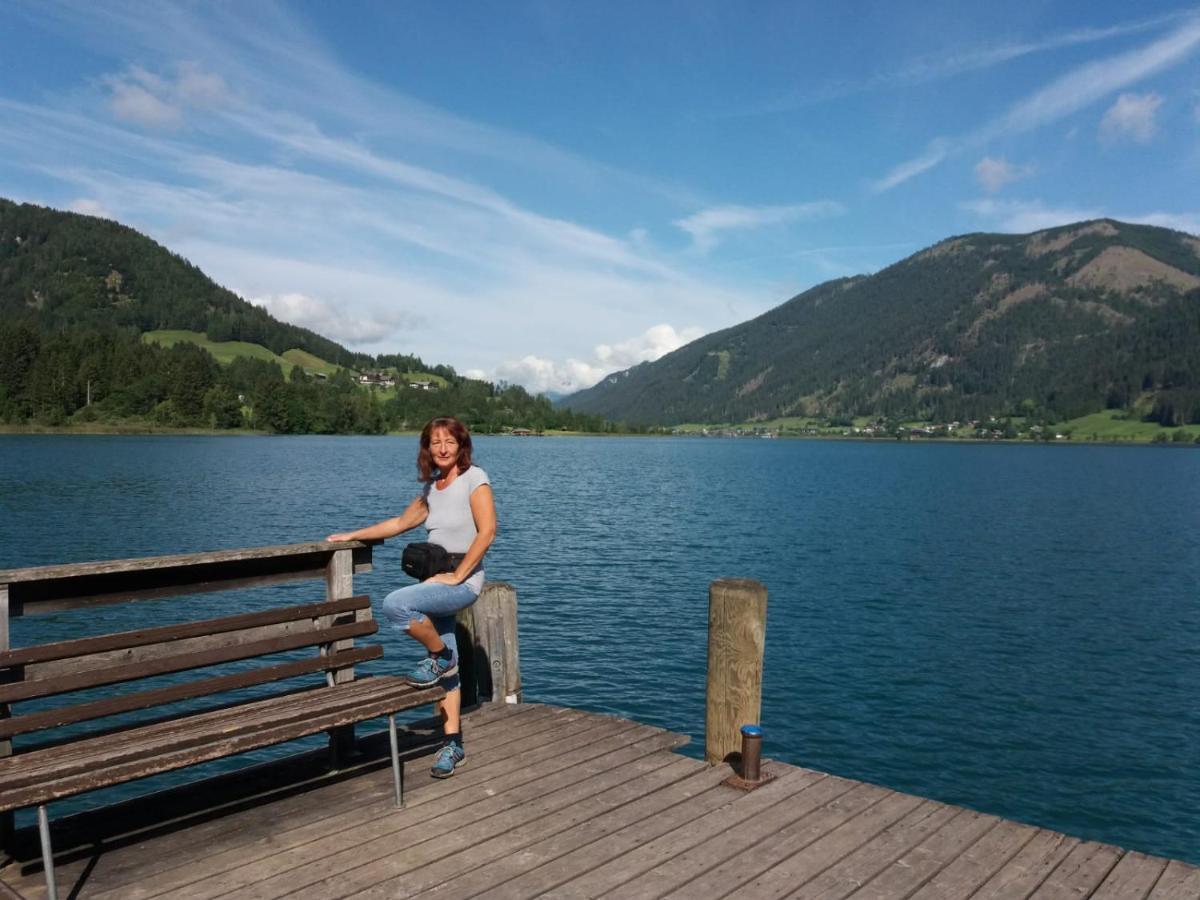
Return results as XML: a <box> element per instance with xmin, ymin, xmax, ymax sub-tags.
<box><xmin>429</xmin><ymin>427</ymin><xmax>459</xmax><ymax>472</ymax></box>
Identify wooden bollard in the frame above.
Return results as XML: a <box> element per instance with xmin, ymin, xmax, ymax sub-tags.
<box><xmin>457</xmin><ymin>582</ymin><xmax>522</xmax><ymax>705</ymax></box>
<box><xmin>705</xmin><ymin>578</ymin><xmax>767</xmax><ymax>765</ymax></box>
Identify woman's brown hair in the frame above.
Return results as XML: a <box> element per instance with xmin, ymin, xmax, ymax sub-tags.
<box><xmin>417</xmin><ymin>416</ymin><xmax>473</xmax><ymax>482</ymax></box>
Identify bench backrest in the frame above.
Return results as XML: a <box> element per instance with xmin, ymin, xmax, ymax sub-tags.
<box><xmin>0</xmin><ymin>595</ymin><xmax>379</xmax><ymax>746</ymax></box>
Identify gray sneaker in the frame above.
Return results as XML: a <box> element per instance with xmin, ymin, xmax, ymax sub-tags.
<box><xmin>430</xmin><ymin>742</ymin><xmax>465</xmax><ymax>778</ymax></box>
<box><xmin>406</xmin><ymin>653</ymin><xmax>458</xmax><ymax>687</ymax></box>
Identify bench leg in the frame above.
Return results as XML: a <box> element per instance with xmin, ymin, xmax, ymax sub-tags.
<box><xmin>388</xmin><ymin>714</ymin><xmax>404</xmax><ymax>808</ymax></box>
<box><xmin>38</xmin><ymin>805</ymin><xmax>58</xmax><ymax>900</ymax></box>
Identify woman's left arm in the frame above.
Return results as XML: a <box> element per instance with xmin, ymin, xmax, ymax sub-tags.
<box><xmin>427</xmin><ymin>484</ymin><xmax>497</xmax><ymax>586</ymax></box>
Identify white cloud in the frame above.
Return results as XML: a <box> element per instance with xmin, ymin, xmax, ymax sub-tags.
<box><xmin>109</xmin><ymin>80</ymin><xmax>182</xmax><ymax>129</ymax></box>
<box><xmin>963</xmin><ymin>199</ymin><xmax>1102</xmax><ymax>233</ymax></box>
<box><xmin>249</xmin><ymin>292</ymin><xmax>420</xmax><ymax>345</ymax></box>
<box><xmin>595</xmin><ymin>323</ymin><xmax>704</xmax><ymax>368</ymax></box>
<box><xmin>104</xmin><ymin>63</ymin><xmax>231</xmax><ymax>129</ymax></box>
<box><xmin>494</xmin><ymin>323</ymin><xmax>704</xmax><ymax>394</ymax></box>
<box><xmin>674</xmin><ymin>201</ymin><xmax>844</xmax><ymax>252</ymax></box>
<box><xmin>873</xmin><ymin>16</ymin><xmax>1200</xmax><ymax>190</ymax></box>
<box><xmin>964</xmin><ymin>198</ymin><xmax>1200</xmax><ymax>236</ymax></box>
<box><xmin>68</xmin><ymin>197</ymin><xmax>114</xmax><ymax>219</ymax></box>
<box><xmin>974</xmin><ymin>156</ymin><xmax>1034</xmax><ymax>193</ymax></box>
<box><xmin>1099</xmin><ymin>92</ymin><xmax>1164</xmax><ymax>143</ymax></box>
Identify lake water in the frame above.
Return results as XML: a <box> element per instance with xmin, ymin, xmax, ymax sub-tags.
<box><xmin>1</xmin><ymin>434</ymin><xmax>1198</xmax><ymax>864</ymax></box>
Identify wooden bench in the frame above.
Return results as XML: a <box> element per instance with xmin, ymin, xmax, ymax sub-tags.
<box><xmin>0</xmin><ymin>593</ymin><xmax>444</xmax><ymax>900</ymax></box>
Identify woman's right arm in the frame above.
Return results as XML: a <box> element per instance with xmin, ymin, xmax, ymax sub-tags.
<box><xmin>325</xmin><ymin>495</ymin><xmax>428</xmax><ymax>543</ymax></box>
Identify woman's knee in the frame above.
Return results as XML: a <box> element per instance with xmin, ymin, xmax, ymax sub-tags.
<box><xmin>381</xmin><ymin>589</ymin><xmax>426</xmax><ymax>630</ymax></box>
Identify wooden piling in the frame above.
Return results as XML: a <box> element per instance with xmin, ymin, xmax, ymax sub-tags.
<box><xmin>705</xmin><ymin>578</ymin><xmax>767</xmax><ymax>765</ymax></box>
<box><xmin>458</xmin><ymin>582</ymin><xmax>521</xmax><ymax>705</ymax></box>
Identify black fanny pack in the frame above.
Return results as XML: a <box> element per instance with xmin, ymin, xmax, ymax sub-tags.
<box><xmin>401</xmin><ymin>542</ymin><xmax>466</xmax><ymax>581</ymax></box>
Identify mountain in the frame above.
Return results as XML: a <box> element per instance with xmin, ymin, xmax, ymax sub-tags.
<box><xmin>0</xmin><ymin>198</ymin><xmax>380</xmax><ymax>370</ymax></box>
<box><xmin>0</xmin><ymin>199</ymin><xmax>605</xmax><ymax>434</ymax></box>
<box><xmin>564</xmin><ymin>220</ymin><xmax>1200</xmax><ymax>427</ymax></box>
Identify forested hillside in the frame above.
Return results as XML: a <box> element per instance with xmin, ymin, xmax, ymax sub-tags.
<box><xmin>0</xmin><ymin>200</ymin><xmax>605</xmax><ymax>433</ymax></box>
<box><xmin>564</xmin><ymin>220</ymin><xmax>1200</xmax><ymax>427</ymax></box>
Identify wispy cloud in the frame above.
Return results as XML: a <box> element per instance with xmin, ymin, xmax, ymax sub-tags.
<box><xmin>0</xmin><ymin>3</ymin><xmax>774</xmax><ymax>386</ymax></box>
<box><xmin>870</xmin><ymin>140</ymin><xmax>948</xmax><ymax>193</ymax></box>
<box><xmin>675</xmin><ymin>201</ymin><xmax>845</xmax><ymax>252</ymax></box>
<box><xmin>1099</xmin><ymin>92</ymin><xmax>1164</xmax><ymax>142</ymax></box>
<box><xmin>974</xmin><ymin>156</ymin><xmax>1035</xmax><ymax>193</ymax></box>
<box><xmin>964</xmin><ymin>197</ymin><xmax>1200</xmax><ymax>236</ymax></box>
<box><xmin>873</xmin><ymin>15</ymin><xmax>1200</xmax><ymax>190</ymax></box>
<box><xmin>730</xmin><ymin>10</ymin><xmax>1194</xmax><ymax>117</ymax></box>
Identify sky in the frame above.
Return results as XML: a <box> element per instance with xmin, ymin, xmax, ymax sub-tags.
<box><xmin>2</xmin><ymin>2</ymin><xmax>1199</xmax><ymax>395</ymax></box>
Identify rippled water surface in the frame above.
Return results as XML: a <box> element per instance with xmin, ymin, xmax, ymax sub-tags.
<box><xmin>1</xmin><ymin>434</ymin><xmax>1198</xmax><ymax>862</ymax></box>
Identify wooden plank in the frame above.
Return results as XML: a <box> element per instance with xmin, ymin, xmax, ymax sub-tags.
<box><xmin>843</xmin><ymin>810</ymin><xmax>1000</xmax><ymax>899</ymax></box>
<box><xmin>553</xmin><ymin>768</ymin><xmax>828</xmax><ymax>899</ymax></box>
<box><xmin>3</xmin><ymin>543</ymin><xmax>375</xmax><ymax>615</ymax></box>
<box><xmin>77</xmin><ymin>702</ymin><xmax>555</xmax><ymax>897</ymax></box>
<box><xmin>323</xmin><ymin>549</ymin><xmax>356</xmax><ymax>687</ymax></box>
<box><xmin>214</xmin><ymin>729</ymin><xmax>686</xmax><ymax>900</ymax></box>
<box><xmin>457</xmin><ymin>762</ymin><xmax>745</xmax><ymax>898</ymax></box>
<box><xmin>0</xmin><ymin>679</ymin><xmax>431</xmax><ymax>794</ymax></box>
<box><xmin>0</xmin><ymin>542</ymin><xmax>372</xmax><ymax>583</ymax></box>
<box><xmin>104</xmin><ymin>712</ymin><xmax>653</xmax><ymax>900</ymax></box>
<box><xmin>0</xmin><ymin>583</ymin><xmax>9</xmax><ymax>854</ymax></box>
<box><xmin>604</xmin><ymin>774</ymin><xmax>861</xmax><ymax>900</ymax></box>
<box><xmin>904</xmin><ymin>818</ymin><xmax>1040</xmax><ymax>900</ymax></box>
<box><xmin>301</xmin><ymin>741</ymin><xmax>697</xmax><ymax>900</ymax></box>
<box><xmin>0</xmin><ymin>679</ymin><xmax>444</xmax><ymax>809</ymax></box>
<box><xmin>1147</xmin><ymin>859</ymin><xmax>1200</xmax><ymax>900</ymax></box>
<box><xmin>0</xmin><ymin>646</ymin><xmax>380</xmax><ymax>740</ymax></box>
<box><xmin>967</xmin><ymin>829</ymin><xmax>1079</xmax><ymax>900</ymax></box>
<box><xmin>0</xmin><ymin>596</ymin><xmax>369</xmax><ymax>667</ymax></box>
<box><xmin>1028</xmin><ymin>840</ymin><xmax>1123</xmax><ymax>899</ymax></box>
<box><xmin>731</xmin><ymin>791</ymin><xmax>931</xmax><ymax>900</ymax></box>
<box><xmin>665</xmin><ymin>783</ymin><xmax>901</xmax><ymax>900</ymax></box>
<box><xmin>1090</xmin><ymin>851</ymin><xmax>1170</xmax><ymax>900</ymax></box>
<box><xmin>0</xmin><ymin>619</ymin><xmax>376</xmax><ymax>704</ymax></box>
<box><xmin>786</xmin><ymin>802</ymin><xmax>962</xmax><ymax>900</ymax></box>
<box><xmin>24</xmin><ymin>617</ymin><xmax>345</xmax><ymax>681</ymax></box>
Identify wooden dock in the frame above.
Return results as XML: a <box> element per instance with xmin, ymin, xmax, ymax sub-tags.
<box><xmin>3</xmin><ymin>701</ymin><xmax>1196</xmax><ymax>899</ymax></box>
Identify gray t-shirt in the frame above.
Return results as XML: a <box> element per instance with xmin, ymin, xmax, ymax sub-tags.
<box><xmin>422</xmin><ymin>465</ymin><xmax>490</xmax><ymax>593</ymax></box>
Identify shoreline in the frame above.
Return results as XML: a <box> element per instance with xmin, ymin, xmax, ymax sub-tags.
<box><xmin>1</xmin><ymin>423</ymin><xmax>1195</xmax><ymax>447</ymax></box>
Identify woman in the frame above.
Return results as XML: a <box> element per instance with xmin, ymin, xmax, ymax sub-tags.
<box><xmin>326</xmin><ymin>416</ymin><xmax>496</xmax><ymax>778</ymax></box>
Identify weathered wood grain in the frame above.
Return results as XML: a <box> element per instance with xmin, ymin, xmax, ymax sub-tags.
<box><xmin>552</xmin><ymin>767</ymin><xmax>826</xmax><ymax>899</ymax></box>
<box><xmin>705</xmin><ymin>577</ymin><xmax>766</xmax><ymax>764</ymax></box>
<box><xmin>109</xmin><ymin>710</ymin><xmax>639</xmax><ymax>900</ymax></box>
<box><xmin>1</xmin><ymin>541</ymin><xmax>374</xmax><ymax>614</ymax></box>
<box><xmin>785</xmin><ymin>802</ymin><xmax>961</xmax><ymax>900</ymax></box>
<box><xmin>0</xmin><ymin>645</ymin><xmax>380</xmax><ymax>740</ymax></box>
<box><xmin>604</xmin><ymin>774</ymin><xmax>860</xmax><ymax>900</ymax></box>
<box><xmin>0</xmin><ymin>619</ymin><xmax>376</xmax><ymax>704</ymax></box>
<box><xmin>735</xmin><ymin>790</ymin><xmax>929</xmax><ymax>900</ymax></box>
<box><xmin>665</xmin><ymin>782</ymin><xmax>898</xmax><ymax>900</ymax></box>
<box><xmin>966</xmin><ymin>829</ymin><xmax>1079</xmax><ymax>900</ymax></box>
<box><xmin>221</xmin><ymin>729</ymin><xmax>688</xmax><ymax>900</ymax></box>
<box><xmin>1090</xmin><ymin>850</ymin><xmax>1169</xmax><ymax>900</ymax></box>
<box><xmin>1027</xmin><ymin>839</ymin><xmax>1122</xmax><ymax>899</ymax></box>
<box><xmin>1147</xmin><ymin>859</ymin><xmax>1200</xmax><ymax>899</ymax></box>
<box><xmin>844</xmin><ymin>810</ymin><xmax>1000</xmax><ymax>899</ymax></box>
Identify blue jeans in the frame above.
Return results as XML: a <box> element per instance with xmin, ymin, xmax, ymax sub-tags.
<box><xmin>381</xmin><ymin>581</ymin><xmax>479</xmax><ymax>692</ymax></box>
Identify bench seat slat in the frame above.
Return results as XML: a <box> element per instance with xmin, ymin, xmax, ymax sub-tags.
<box><xmin>0</xmin><ymin>619</ymin><xmax>378</xmax><ymax>704</ymax></box>
<box><xmin>0</xmin><ymin>595</ymin><xmax>371</xmax><ymax>668</ymax></box>
<box><xmin>0</xmin><ymin>645</ymin><xmax>382</xmax><ymax>741</ymax></box>
<box><xmin>0</xmin><ymin>677</ymin><xmax>443</xmax><ymax>811</ymax></box>
<box><xmin>3</xmin><ymin>677</ymin><xmax>401</xmax><ymax>784</ymax></box>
